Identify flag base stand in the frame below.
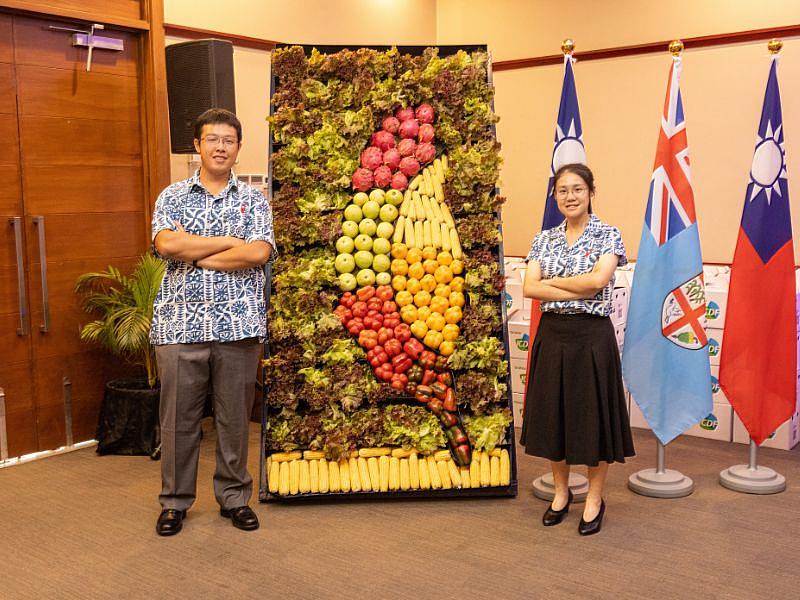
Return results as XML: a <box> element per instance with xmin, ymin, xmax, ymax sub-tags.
<box><xmin>532</xmin><ymin>473</ymin><xmax>589</xmax><ymax>503</ymax></box>
<box><xmin>627</xmin><ymin>440</ymin><xmax>693</xmax><ymax>498</ymax></box>
<box><xmin>719</xmin><ymin>440</ymin><xmax>786</xmax><ymax>495</ymax></box>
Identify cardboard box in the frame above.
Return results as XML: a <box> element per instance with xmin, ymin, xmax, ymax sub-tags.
<box><xmin>709</xmin><ymin>366</ymin><xmax>729</xmax><ymax>405</ymax></box>
<box><xmin>683</xmin><ymin>402</ymin><xmax>732</xmax><ymax>442</ymax></box>
<box><xmin>503</xmin><ymin>281</ymin><xmax>523</xmax><ymax>319</ymax></box>
<box><xmin>614</xmin><ymin>323</ymin><xmax>626</xmax><ymax>350</ymax></box>
<box><xmin>614</xmin><ymin>270</ymin><xmax>632</xmax><ymax>289</ymax></box>
<box><xmin>507</xmin><ymin>320</ymin><xmax>531</xmax><ymax>360</ymax></box>
<box><xmin>707</xmin><ymin>328</ymin><xmax>724</xmax><ymax>366</ymax></box>
<box><xmin>522</xmin><ymin>296</ymin><xmax>532</xmax><ymax>315</ymax></box>
<box><xmin>733</xmin><ymin>413</ymin><xmax>800</xmax><ymax>450</ymax></box>
<box><xmin>512</xmin><ymin>392</ymin><xmax>525</xmax><ymax>425</ymax></box>
<box><xmin>705</xmin><ymin>289</ymin><xmax>728</xmax><ymax>330</ymax></box>
<box><xmin>610</xmin><ymin>288</ymin><xmax>628</xmax><ymax>326</ymax></box>
<box><xmin>510</xmin><ymin>360</ymin><xmax>527</xmax><ymax>396</ymax></box>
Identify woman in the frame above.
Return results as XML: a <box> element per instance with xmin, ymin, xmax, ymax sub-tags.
<box><xmin>521</xmin><ymin>163</ymin><xmax>634</xmax><ymax>536</ymax></box>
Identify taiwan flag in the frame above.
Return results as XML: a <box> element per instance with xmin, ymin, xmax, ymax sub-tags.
<box><xmin>621</xmin><ymin>54</ymin><xmax>713</xmax><ymax>445</ymax></box>
<box><xmin>719</xmin><ymin>58</ymin><xmax>796</xmax><ymax>445</ymax></box>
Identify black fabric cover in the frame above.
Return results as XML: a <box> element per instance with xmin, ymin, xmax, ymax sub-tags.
<box><xmin>95</xmin><ymin>379</ymin><xmax>160</xmax><ymax>456</ymax></box>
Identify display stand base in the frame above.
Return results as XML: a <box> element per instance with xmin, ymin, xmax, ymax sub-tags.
<box><xmin>628</xmin><ymin>468</ymin><xmax>693</xmax><ymax>498</ymax></box>
<box><xmin>719</xmin><ymin>464</ymin><xmax>786</xmax><ymax>495</ymax></box>
<box><xmin>532</xmin><ymin>473</ymin><xmax>588</xmax><ymax>503</ymax></box>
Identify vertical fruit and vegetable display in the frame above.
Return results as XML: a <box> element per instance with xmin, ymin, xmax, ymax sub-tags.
<box><xmin>264</xmin><ymin>45</ymin><xmax>513</xmax><ymax>497</ymax></box>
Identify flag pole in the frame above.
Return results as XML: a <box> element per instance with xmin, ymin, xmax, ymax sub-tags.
<box><xmin>628</xmin><ymin>436</ymin><xmax>694</xmax><ymax>498</ymax></box>
<box><xmin>718</xmin><ymin>39</ymin><xmax>787</xmax><ymax>496</ymax></box>
<box><xmin>531</xmin><ymin>37</ymin><xmax>589</xmax><ymax>505</ymax></box>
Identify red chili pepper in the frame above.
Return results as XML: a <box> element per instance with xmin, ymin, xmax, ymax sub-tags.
<box><xmin>340</xmin><ymin>292</ymin><xmax>356</xmax><ymax>309</ymax></box>
<box><xmin>414</xmin><ymin>385</ymin><xmax>433</xmax><ymax>403</ymax></box>
<box><xmin>358</xmin><ymin>330</ymin><xmax>378</xmax><ymax>350</ymax></box>
<box><xmin>405</xmin><ymin>381</ymin><xmax>418</xmax><ymax>396</ymax></box>
<box><xmin>347</xmin><ymin>319</ymin><xmax>365</xmax><ymax>335</ymax></box>
<box><xmin>442</xmin><ymin>388</ymin><xmax>456</xmax><ymax>412</ymax></box>
<box><xmin>351</xmin><ymin>301</ymin><xmax>368</xmax><ymax>319</ymax></box>
<box><xmin>377</xmin><ymin>327</ymin><xmax>395</xmax><ymax>345</ymax></box>
<box><xmin>406</xmin><ymin>364</ymin><xmax>423</xmax><ymax>383</ymax></box>
<box><xmin>449</xmin><ymin>426</ymin><xmax>467</xmax><ymax>445</ymax></box>
<box><xmin>383</xmin><ymin>314</ymin><xmax>401</xmax><ymax>330</ymax></box>
<box><xmin>356</xmin><ymin>286</ymin><xmax>376</xmax><ymax>301</ymax></box>
<box><xmin>375</xmin><ymin>363</ymin><xmax>394</xmax><ymax>381</ymax></box>
<box><xmin>439</xmin><ymin>411</ymin><xmax>457</xmax><ymax>427</ymax></box>
<box><xmin>376</xmin><ymin>285</ymin><xmax>394</xmax><ymax>302</ymax></box>
<box><xmin>381</xmin><ymin>300</ymin><xmax>397</xmax><ymax>314</ymax></box>
<box><xmin>394</xmin><ymin>324</ymin><xmax>412</xmax><ymax>343</ymax></box>
<box><xmin>403</xmin><ymin>339</ymin><xmax>423</xmax><ymax>360</ymax></box>
<box><xmin>431</xmin><ymin>381</ymin><xmax>448</xmax><ymax>400</ymax></box>
<box><xmin>390</xmin><ymin>372</ymin><xmax>408</xmax><ymax>390</ymax></box>
<box><xmin>367</xmin><ymin>297</ymin><xmax>383</xmax><ymax>312</ymax></box>
<box><xmin>421</xmin><ymin>369</ymin><xmax>436</xmax><ymax>386</ymax></box>
<box><xmin>436</xmin><ymin>371</ymin><xmax>453</xmax><ymax>387</ymax></box>
<box><xmin>419</xmin><ymin>351</ymin><xmax>437</xmax><ymax>371</ymax></box>
<box><xmin>453</xmin><ymin>444</ymin><xmax>471</xmax><ymax>467</ymax></box>
<box><xmin>384</xmin><ymin>338</ymin><xmax>403</xmax><ymax>358</ymax></box>
<box><xmin>391</xmin><ymin>353</ymin><xmax>412</xmax><ymax>374</ymax></box>
<box><xmin>369</xmin><ymin>350</ymin><xmax>389</xmax><ymax>369</ymax></box>
<box><xmin>427</xmin><ymin>398</ymin><xmax>443</xmax><ymax>414</ymax></box>
<box><xmin>434</xmin><ymin>355</ymin><xmax>449</xmax><ymax>373</ymax></box>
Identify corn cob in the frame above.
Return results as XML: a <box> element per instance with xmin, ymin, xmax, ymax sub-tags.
<box><xmin>450</xmin><ymin>228</ymin><xmax>463</xmax><ymax>259</ymax></box>
<box><xmin>440</xmin><ymin>202</ymin><xmax>455</xmax><ymax>228</ymax></box>
<box><xmin>423</xmin><ymin>220</ymin><xmax>432</xmax><ymax>247</ymax></box>
<box><xmin>279</xmin><ymin>461</ymin><xmax>290</xmax><ymax>495</ymax></box>
<box><xmin>409</xmin><ymin>173</ymin><xmax>423</xmax><ymax>191</ymax></box>
<box><xmin>400</xmin><ymin>195</ymin><xmax>411</xmax><ymax>217</ymax></box>
<box><xmin>414</xmin><ymin>195</ymin><xmax>426</xmax><ymax>221</ymax></box>
<box><xmin>423</xmin><ymin>169</ymin><xmax>434</xmax><ymax>198</ymax></box>
<box><xmin>422</xmin><ymin>196</ymin><xmax>434</xmax><ymax>222</ymax></box>
<box><xmin>409</xmin><ymin>452</ymin><xmax>420</xmax><ymax>489</ymax></box>
<box><xmin>299</xmin><ymin>459</ymin><xmax>310</xmax><ymax>493</ymax></box>
<box><xmin>470</xmin><ymin>453</ymin><xmax>481</xmax><ymax>486</ymax></box>
<box><xmin>437</xmin><ymin>459</ymin><xmax>452</xmax><ymax>489</ymax></box>
<box><xmin>319</xmin><ymin>459</ymin><xmax>329</xmax><ymax>493</ymax></box>
<box><xmin>289</xmin><ymin>460</ymin><xmax>300</xmax><ymax>495</ymax></box>
<box><xmin>328</xmin><ymin>460</ymin><xmax>341</xmax><ymax>492</ymax></box>
<box><xmin>303</xmin><ymin>450</ymin><xmax>325</xmax><ymax>460</ymax></box>
<box><xmin>378</xmin><ymin>455</ymin><xmax>390</xmax><ymax>492</ymax></box>
<box><xmin>434</xmin><ymin>450</ymin><xmax>452</xmax><ymax>462</ymax></box>
<box><xmin>271</xmin><ymin>451</ymin><xmax>302</xmax><ymax>462</ymax></box>
<box><xmin>393</xmin><ymin>215</ymin><xmax>406</xmax><ymax>243</ymax></box>
<box><xmin>358</xmin><ymin>447</ymin><xmax>391</xmax><ymax>457</ymax></box>
<box><xmin>367</xmin><ymin>457</ymin><xmax>380</xmax><ymax>491</ymax></box>
<box><xmin>358</xmin><ymin>457</ymin><xmax>372</xmax><ymax>491</ymax></box>
<box><xmin>391</xmin><ymin>448</ymin><xmax>414</xmax><ymax>458</ymax></box>
<box><xmin>430</xmin><ymin>218</ymin><xmax>441</xmax><ymax>247</ymax></box>
<box><xmin>348</xmin><ymin>456</ymin><xmax>362</xmax><ymax>492</ymax></box>
<box><xmin>433</xmin><ymin>180</ymin><xmax>444</xmax><ymax>204</ymax></box>
<box><xmin>427</xmin><ymin>456</ymin><xmax>443</xmax><ymax>489</ymax></box>
<box><xmin>404</xmin><ymin>217</ymin><xmax>415</xmax><ymax>248</ymax></box>
<box><xmin>399</xmin><ymin>458</ymin><xmax>410</xmax><ymax>490</ymax></box>
<box><xmin>500</xmin><ymin>450</ymin><xmax>511</xmax><ymax>486</ymax></box>
<box><xmin>434</xmin><ymin>158</ymin><xmax>445</xmax><ymax>183</ymax></box>
<box><xmin>389</xmin><ymin>457</ymin><xmax>400</xmax><ymax>491</ymax></box>
<box><xmin>339</xmin><ymin>459</ymin><xmax>351</xmax><ymax>492</ymax></box>
<box><xmin>442</xmin><ymin>154</ymin><xmax>448</xmax><ymax>171</ymax></box>
<box><xmin>488</xmin><ymin>448</ymin><xmax>502</xmax><ymax>458</ymax></box>
<box><xmin>429</xmin><ymin>197</ymin><xmax>444</xmax><ymax>222</ymax></box>
<box><xmin>408</xmin><ymin>197</ymin><xmax>417</xmax><ymax>221</ymax></box>
<box><xmin>490</xmin><ymin>456</ymin><xmax>501</xmax><ymax>487</ymax></box>
<box><xmin>414</xmin><ymin>221</ymin><xmax>424</xmax><ymax>249</ymax></box>
<box><xmin>440</xmin><ymin>223</ymin><xmax>451</xmax><ymax>251</ymax></box>
<box><xmin>447</xmin><ymin>460</ymin><xmax>462</xmax><ymax>488</ymax></box>
<box><xmin>418</xmin><ymin>455</ymin><xmax>431</xmax><ymax>489</ymax></box>
<box><xmin>460</xmin><ymin>466</ymin><xmax>471</xmax><ymax>489</ymax></box>
<box><xmin>308</xmin><ymin>459</ymin><xmax>319</xmax><ymax>493</ymax></box>
<box><xmin>480</xmin><ymin>452</ymin><xmax>491</xmax><ymax>487</ymax></box>
<box><xmin>268</xmin><ymin>460</ymin><xmax>280</xmax><ymax>493</ymax></box>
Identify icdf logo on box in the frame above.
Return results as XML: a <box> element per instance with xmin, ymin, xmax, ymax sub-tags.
<box><xmin>515</xmin><ymin>333</ymin><xmax>529</xmax><ymax>352</ymax></box>
<box><xmin>519</xmin><ymin>373</ymin><xmax>526</xmax><ymax>386</ymax></box>
<box><xmin>504</xmin><ymin>290</ymin><xmax>512</xmax><ymax>310</ymax></box>
<box><xmin>708</xmin><ymin>338</ymin><xmax>721</xmax><ymax>357</ymax></box>
<box><xmin>710</xmin><ymin>375</ymin><xmax>720</xmax><ymax>395</ymax></box>
<box><xmin>706</xmin><ymin>301</ymin><xmax>721</xmax><ymax>321</ymax></box>
<box><xmin>700</xmin><ymin>413</ymin><xmax>719</xmax><ymax>431</ymax></box>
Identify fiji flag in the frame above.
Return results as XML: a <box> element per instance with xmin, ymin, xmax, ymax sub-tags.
<box><xmin>621</xmin><ymin>55</ymin><xmax>713</xmax><ymax>445</ymax></box>
<box><xmin>719</xmin><ymin>58</ymin><xmax>796</xmax><ymax>445</ymax></box>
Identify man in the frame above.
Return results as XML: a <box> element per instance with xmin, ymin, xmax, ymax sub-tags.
<box><xmin>150</xmin><ymin>108</ymin><xmax>275</xmax><ymax>536</ymax></box>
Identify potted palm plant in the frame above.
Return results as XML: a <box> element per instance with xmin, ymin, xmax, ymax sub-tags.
<box><xmin>75</xmin><ymin>253</ymin><xmax>166</xmax><ymax>456</ymax></box>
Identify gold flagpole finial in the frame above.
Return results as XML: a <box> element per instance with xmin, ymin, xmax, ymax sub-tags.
<box><xmin>768</xmin><ymin>39</ymin><xmax>783</xmax><ymax>54</ymax></box>
<box><xmin>561</xmin><ymin>39</ymin><xmax>575</xmax><ymax>55</ymax></box>
<box><xmin>669</xmin><ymin>40</ymin><xmax>684</xmax><ymax>56</ymax></box>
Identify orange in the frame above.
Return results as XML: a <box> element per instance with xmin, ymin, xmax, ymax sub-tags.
<box><xmin>436</xmin><ymin>251</ymin><xmax>453</xmax><ymax>266</ymax></box>
<box><xmin>406</xmin><ymin>278</ymin><xmax>422</xmax><ymax>295</ymax></box>
<box><xmin>406</xmin><ymin>248</ymin><xmax>423</xmax><ymax>264</ymax></box>
<box><xmin>450</xmin><ymin>259</ymin><xmax>464</xmax><ymax>275</ymax></box>
<box><xmin>407</xmin><ymin>262</ymin><xmax>425</xmax><ymax>280</ymax></box>
<box><xmin>391</xmin><ymin>243</ymin><xmax>408</xmax><ymax>259</ymax></box>
<box><xmin>423</xmin><ymin>259</ymin><xmax>438</xmax><ymax>275</ymax></box>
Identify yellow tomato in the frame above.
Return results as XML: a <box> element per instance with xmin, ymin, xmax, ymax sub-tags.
<box><xmin>434</xmin><ymin>284</ymin><xmax>451</xmax><ymax>298</ymax></box>
<box><xmin>423</xmin><ymin>330</ymin><xmax>443</xmax><ymax>350</ymax></box>
<box><xmin>429</xmin><ymin>295</ymin><xmax>450</xmax><ymax>315</ymax></box>
<box><xmin>400</xmin><ymin>304</ymin><xmax>418</xmax><ymax>324</ymax></box>
<box><xmin>450</xmin><ymin>276</ymin><xmax>465</xmax><ymax>293</ymax></box>
<box><xmin>420</xmin><ymin>274</ymin><xmax>437</xmax><ymax>293</ymax></box>
<box><xmin>417</xmin><ymin>306</ymin><xmax>432</xmax><ymax>322</ymax></box>
<box><xmin>434</xmin><ymin>265</ymin><xmax>453</xmax><ymax>284</ymax></box>
<box><xmin>391</xmin><ymin>243</ymin><xmax>408</xmax><ymax>259</ymax></box>
<box><xmin>436</xmin><ymin>251</ymin><xmax>453</xmax><ymax>266</ymax></box>
<box><xmin>426</xmin><ymin>313</ymin><xmax>446</xmax><ymax>332</ymax></box>
<box><xmin>423</xmin><ymin>259</ymin><xmax>438</xmax><ymax>275</ymax></box>
<box><xmin>438</xmin><ymin>340</ymin><xmax>455</xmax><ymax>356</ymax></box>
<box><xmin>444</xmin><ymin>306</ymin><xmax>463</xmax><ymax>324</ymax></box>
<box><xmin>450</xmin><ymin>259</ymin><xmax>464</xmax><ymax>275</ymax></box>
<box><xmin>391</xmin><ymin>275</ymin><xmax>407</xmax><ymax>292</ymax></box>
<box><xmin>395</xmin><ymin>290</ymin><xmax>413</xmax><ymax>307</ymax></box>
<box><xmin>448</xmin><ymin>291</ymin><xmax>465</xmax><ymax>308</ymax></box>
<box><xmin>442</xmin><ymin>323</ymin><xmax>460</xmax><ymax>341</ymax></box>
<box><xmin>410</xmin><ymin>319</ymin><xmax>428</xmax><ymax>339</ymax></box>
<box><xmin>422</xmin><ymin>246</ymin><xmax>438</xmax><ymax>261</ymax></box>
<box><xmin>414</xmin><ymin>290</ymin><xmax>431</xmax><ymax>307</ymax></box>
<box><xmin>406</xmin><ymin>248</ymin><xmax>423</xmax><ymax>264</ymax></box>
<box><xmin>406</xmin><ymin>278</ymin><xmax>422</xmax><ymax>295</ymax></box>
<box><xmin>391</xmin><ymin>258</ymin><xmax>409</xmax><ymax>276</ymax></box>
<box><xmin>407</xmin><ymin>262</ymin><xmax>425</xmax><ymax>280</ymax></box>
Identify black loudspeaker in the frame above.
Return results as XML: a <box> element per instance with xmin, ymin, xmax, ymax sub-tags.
<box><xmin>165</xmin><ymin>39</ymin><xmax>236</xmax><ymax>153</ymax></box>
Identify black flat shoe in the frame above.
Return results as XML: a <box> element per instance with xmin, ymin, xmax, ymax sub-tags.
<box><xmin>578</xmin><ymin>500</ymin><xmax>605</xmax><ymax>536</ymax></box>
<box><xmin>156</xmin><ymin>508</ymin><xmax>186</xmax><ymax>536</ymax></box>
<box><xmin>220</xmin><ymin>505</ymin><xmax>260</xmax><ymax>531</ymax></box>
<box><xmin>542</xmin><ymin>489</ymin><xmax>573</xmax><ymax>526</ymax></box>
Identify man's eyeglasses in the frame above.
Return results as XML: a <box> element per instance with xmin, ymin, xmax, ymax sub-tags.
<box><xmin>202</xmin><ymin>135</ymin><xmax>239</xmax><ymax>148</ymax></box>
<box><xmin>555</xmin><ymin>186</ymin><xmax>588</xmax><ymax>199</ymax></box>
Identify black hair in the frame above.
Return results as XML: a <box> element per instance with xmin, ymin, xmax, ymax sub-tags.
<box><xmin>193</xmin><ymin>108</ymin><xmax>242</xmax><ymax>143</ymax></box>
<box><xmin>553</xmin><ymin>163</ymin><xmax>594</xmax><ymax>213</ymax></box>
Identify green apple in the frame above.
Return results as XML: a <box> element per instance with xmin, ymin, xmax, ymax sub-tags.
<box><xmin>385</xmin><ymin>189</ymin><xmax>403</xmax><ymax>206</ymax></box>
<box><xmin>344</xmin><ymin>204</ymin><xmax>363</xmax><ymax>223</ymax></box>
<box><xmin>335</xmin><ymin>235</ymin><xmax>355</xmax><ymax>254</ymax></box>
<box><xmin>352</xmin><ymin>192</ymin><xmax>369</xmax><ymax>207</ymax></box>
<box><xmin>354</xmin><ymin>250</ymin><xmax>374</xmax><ymax>270</ymax></box>
<box><xmin>335</xmin><ymin>253</ymin><xmax>355</xmax><ymax>274</ymax></box>
<box><xmin>359</xmin><ymin>218</ymin><xmax>377</xmax><ymax>237</ymax></box>
<box><xmin>369</xmin><ymin>189</ymin><xmax>386</xmax><ymax>205</ymax></box>
<box><xmin>338</xmin><ymin>273</ymin><xmax>357</xmax><ymax>291</ymax></box>
<box><xmin>372</xmin><ymin>238</ymin><xmax>391</xmax><ymax>255</ymax></box>
<box><xmin>341</xmin><ymin>220</ymin><xmax>359</xmax><ymax>238</ymax></box>
<box><xmin>354</xmin><ymin>234</ymin><xmax>373</xmax><ymax>252</ymax></box>
<box><xmin>379</xmin><ymin>204</ymin><xmax>399</xmax><ymax>223</ymax></box>
<box><xmin>376</xmin><ymin>222</ymin><xmax>394</xmax><ymax>239</ymax></box>
<box><xmin>375</xmin><ymin>271</ymin><xmax>392</xmax><ymax>286</ymax></box>
<box><xmin>356</xmin><ymin>268</ymin><xmax>376</xmax><ymax>287</ymax></box>
<box><xmin>362</xmin><ymin>200</ymin><xmax>381</xmax><ymax>220</ymax></box>
<box><xmin>372</xmin><ymin>254</ymin><xmax>391</xmax><ymax>273</ymax></box>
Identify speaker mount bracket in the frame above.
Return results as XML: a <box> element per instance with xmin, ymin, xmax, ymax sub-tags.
<box><xmin>48</xmin><ymin>24</ymin><xmax>124</xmax><ymax>72</ymax></box>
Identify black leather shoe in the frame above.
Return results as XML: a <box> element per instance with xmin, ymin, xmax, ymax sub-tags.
<box><xmin>156</xmin><ymin>508</ymin><xmax>186</xmax><ymax>536</ymax></box>
<box><xmin>542</xmin><ymin>489</ymin><xmax>573</xmax><ymax>526</ymax></box>
<box><xmin>578</xmin><ymin>500</ymin><xmax>605</xmax><ymax>536</ymax></box>
<box><xmin>220</xmin><ymin>505</ymin><xmax>260</xmax><ymax>531</ymax></box>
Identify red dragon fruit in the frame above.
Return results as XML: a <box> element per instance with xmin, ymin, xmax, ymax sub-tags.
<box><xmin>361</xmin><ymin>146</ymin><xmax>383</xmax><ymax>171</ymax></box>
<box><xmin>373</xmin><ymin>165</ymin><xmax>392</xmax><ymax>188</ymax></box>
<box><xmin>383</xmin><ymin>148</ymin><xmax>402</xmax><ymax>170</ymax></box>
<box><xmin>396</xmin><ymin>106</ymin><xmax>415</xmax><ymax>122</ymax></box>
<box><xmin>415</xmin><ymin>103</ymin><xmax>435</xmax><ymax>124</ymax></box>
<box><xmin>382</xmin><ymin>116</ymin><xmax>400</xmax><ymax>134</ymax></box>
<box><xmin>391</xmin><ymin>172</ymin><xmax>409</xmax><ymax>190</ymax></box>
<box><xmin>398</xmin><ymin>119</ymin><xmax>420</xmax><ymax>140</ymax></box>
<box><xmin>415</xmin><ymin>142</ymin><xmax>436</xmax><ymax>164</ymax></box>
<box><xmin>352</xmin><ymin>168</ymin><xmax>374</xmax><ymax>192</ymax></box>
<box><xmin>399</xmin><ymin>156</ymin><xmax>421</xmax><ymax>178</ymax></box>
<box><xmin>418</xmin><ymin>123</ymin><xmax>435</xmax><ymax>144</ymax></box>
<box><xmin>372</xmin><ymin>130</ymin><xmax>396</xmax><ymax>152</ymax></box>
<box><xmin>397</xmin><ymin>138</ymin><xmax>417</xmax><ymax>157</ymax></box>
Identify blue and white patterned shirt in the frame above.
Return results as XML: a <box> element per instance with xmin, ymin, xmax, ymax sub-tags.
<box><xmin>525</xmin><ymin>214</ymin><xmax>627</xmax><ymax>317</ymax></box>
<box><xmin>150</xmin><ymin>170</ymin><xmax>276</xmax><ymax>345</ymax></box>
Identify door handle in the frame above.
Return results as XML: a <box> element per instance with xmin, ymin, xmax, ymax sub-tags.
<box><xmin>32</xmin><ymin>216</ymin><xmax>50</xmax><ymax>333</ymax></box>
<box><xmin>8</xmin><ymin>217</ymin><xmax>28</xmax><ymax>336</ymax></box>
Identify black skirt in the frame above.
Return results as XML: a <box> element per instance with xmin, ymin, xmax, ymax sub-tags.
<box><xmin>519</xmin><ymin>312</ymin><xmax>635</xmax><ymax>466</ymax></box>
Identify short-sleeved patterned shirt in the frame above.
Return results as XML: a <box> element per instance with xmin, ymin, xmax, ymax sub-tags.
<box><xmin>525</xmin><ymin>214</ymin><xmax>627</xmax><ymax>317</ymax></box>
<box><xmin>150</xmin><ymin>170</ymin><xmax>277</xmax><ymax>345</ymax></box>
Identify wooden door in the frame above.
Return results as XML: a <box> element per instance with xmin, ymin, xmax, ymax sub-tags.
<box><xmin>12</xmin><ymin>15</ymin><xmax>146</xmax><ymax>451</ymax></box>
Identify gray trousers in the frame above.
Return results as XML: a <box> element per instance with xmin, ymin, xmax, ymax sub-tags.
<box><xmin>155</xmin><ymin>338</ymin><xmax>262</xmax><ymax>511</ymax></box>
